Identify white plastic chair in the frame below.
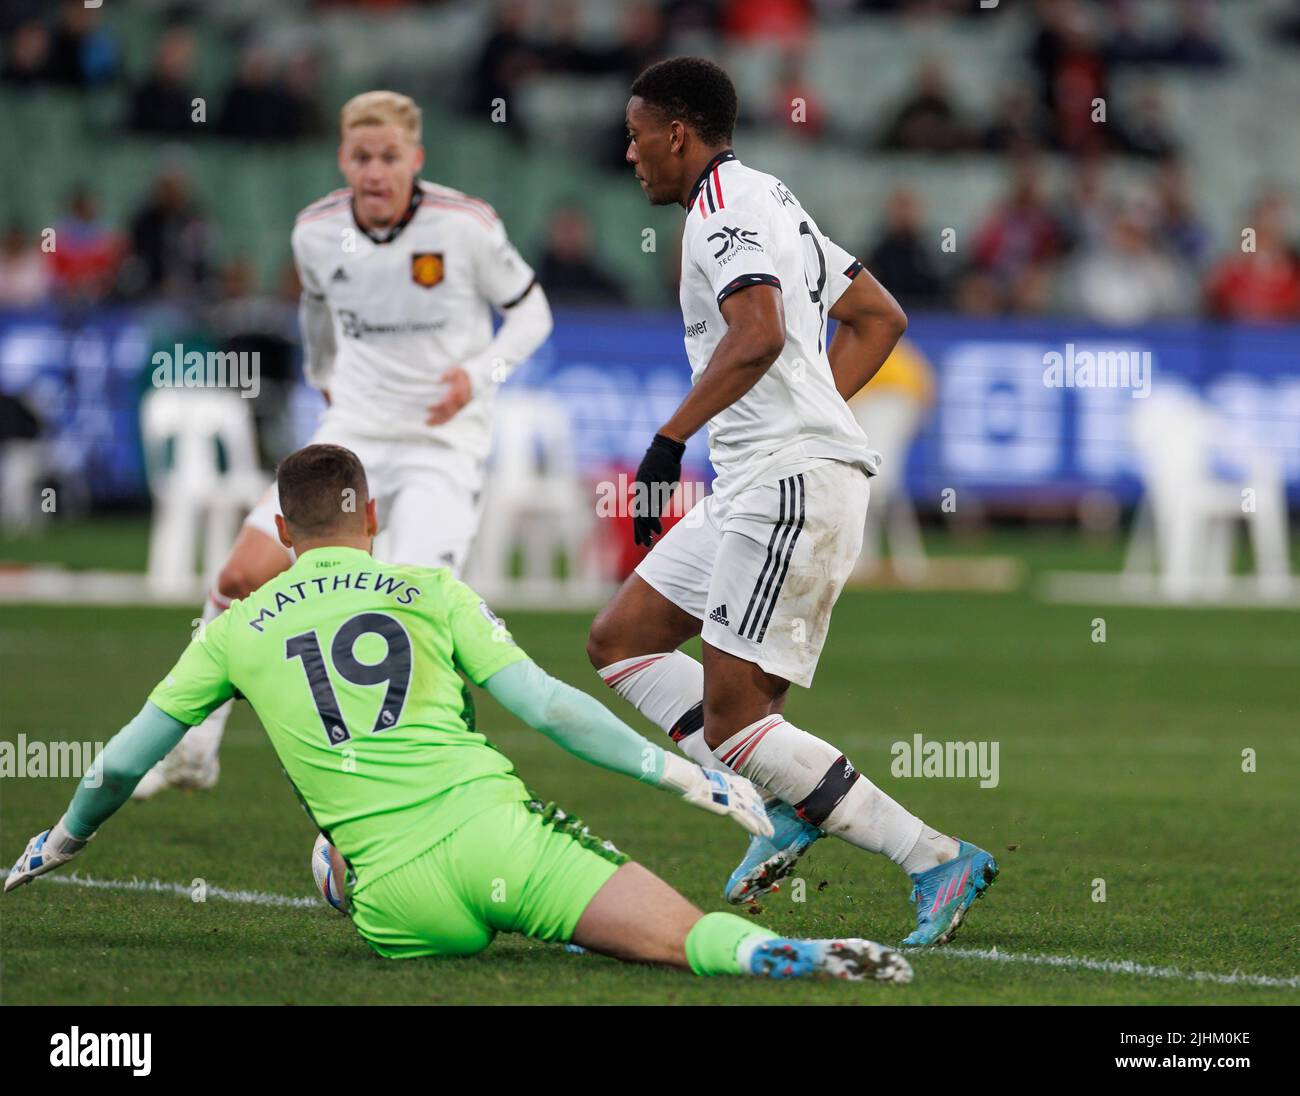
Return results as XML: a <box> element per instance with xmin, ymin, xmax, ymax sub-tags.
<box><xmin>1126</xmin><ymin>387</ymin><xmax>1290</xmax><ymax>600</ymax></box>
<box><xmin>465</xmin><ymin>392</ymin><xmax>599</xmax><ymax>591</ymax></box>
<box><xmin>0</xmin><ymin>438</ymin><xmax>52</xmax><ymax>533</ymax></box>
<box><xmin>141</xmin><ymin>389</ymin><xmax>268</xmax><ymax>596</ymax></box>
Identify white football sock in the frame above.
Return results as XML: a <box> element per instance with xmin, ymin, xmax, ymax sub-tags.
<box><xmin>597</xmin><ymin>652</ymin><xmax>768</xmax><ymax>790</ymax></box>
<box><xmin>713</xmin><ymin>715</ymin><xmax>956</xmax><ymax>868</ymax></box>
<box><xmin>179</xmin><ymin>588</ymin><xmax>234</xmax><ymax>760</ymax></box>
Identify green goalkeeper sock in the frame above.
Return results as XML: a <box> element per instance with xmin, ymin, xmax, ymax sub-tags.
<box><xmin>684</xmin><ymin>911</ymin><xmax>779</xmax><ymax>976</ymax></box>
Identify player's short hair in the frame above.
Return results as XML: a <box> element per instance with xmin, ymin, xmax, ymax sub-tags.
<box><xmin>276</xmin><ymin>444</ymin><xmax>370</xmax><ymax>538</ymax></box>
<box><xmin>340</xmin><ymin>90</ymin><xmax>422</xmax><ymax>143</ymax></box>
<box><xmin>630</xmin><ymin>57</ymin><xmax>737</xmax><ymax>147</ymax></box>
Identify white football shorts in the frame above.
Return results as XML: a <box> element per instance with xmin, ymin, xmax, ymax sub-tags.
<box><xmin>635</xmin><ymin>459</ymin><xmax>870</xmax><ymax>688</ymax></box>
<box><xmin>245</xmin><ymin>415</ymin><xmax>484</xmax><ymax>576</ymax></box>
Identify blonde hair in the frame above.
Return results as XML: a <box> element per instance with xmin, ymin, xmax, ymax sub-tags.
<box><xmin>339</xmin><ymin>90</ymin><xmax>421</xmax><ymax>143</ymax></box>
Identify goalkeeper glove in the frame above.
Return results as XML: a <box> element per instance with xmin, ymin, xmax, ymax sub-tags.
<box><xmin>5</xmin><ymin>816</ymin><xmax>90</xmax><ymax>893</ymax></box>
<box><xmin>659</xmin><ymin>753</ymin><xmax>774</xmax><ymax>838</ymax></box>
<box><xmin>632</xmin><ymin>434</ymin><xmax>686</xmax><ymax>547</ymax></box>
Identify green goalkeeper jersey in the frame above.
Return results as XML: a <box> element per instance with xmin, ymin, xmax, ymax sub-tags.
<box><xmin>148</xmin><ymin>545</ymin><xmax>530</xmax><ymax>887</ymax></box>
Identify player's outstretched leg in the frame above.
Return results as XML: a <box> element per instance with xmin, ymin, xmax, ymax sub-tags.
<box><xmin>700</xmin><ymin>644</ymin><xmax>997</xmax><ymax>944</ymax></box>
<box><xmin>590</xmin><ymin>577</ymin><xmax>827</xmax><ymax>901</ymax></box>
<box><xmin>571</xmin><ymin>862</ymin><xmax>912</xmax><ymax>984</ymax></box>
<box><xmin>134</xmin><ymin>523</ymin><xmax>291</xmax><ymax>800</ymax></box>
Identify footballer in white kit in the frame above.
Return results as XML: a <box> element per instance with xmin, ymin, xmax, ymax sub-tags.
<box><xmin>587</xmin><ymin>58</ymin><xmax>999</xmax><ymax>949</ymax></box>
<box><xmin>249</xmin><ymin>173</ymin><xmax>543</xmax><ymax>570</ymax></box>
<box><xmin>134</xmin><ymin>90</ymin><xmax>553</xmax><ymax>799</ymax></box>
<box><xmin>637</xmin><ymin>144</ymin><xmax>879</xmax><ymax>689</ymax></box>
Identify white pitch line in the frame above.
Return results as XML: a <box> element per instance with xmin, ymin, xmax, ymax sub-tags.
<box><xmin>930</xmin><ymin>945</ymin><xmax>1300</xmax><ymax>990</ymax></box>
<box><xmin>34</xmin><ymin>873</ymin><xmax>1300</xmax><ymax>990</ymax></box>
<box><xmin>44</xmin><ymin>871</ymin><xmax>320</xmax><ymax>909</ymax></box>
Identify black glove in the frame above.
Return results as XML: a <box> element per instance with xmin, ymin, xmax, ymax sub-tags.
<box><xmin>632</xmin><ymin>434</ymin><xmax>686</xmax><ymax>546</ymax></box>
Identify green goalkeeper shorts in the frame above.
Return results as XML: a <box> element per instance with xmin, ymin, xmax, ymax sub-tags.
<box><xmin>350</xmin><ymin>796</ymin><xmax>629</xmax><ymax>959</ymax></box>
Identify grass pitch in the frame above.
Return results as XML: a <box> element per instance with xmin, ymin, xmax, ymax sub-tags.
<box><xmin>1</xmin><ymin>534</ymin><xmax>1297</xmax><ymax>1004</ymax></box>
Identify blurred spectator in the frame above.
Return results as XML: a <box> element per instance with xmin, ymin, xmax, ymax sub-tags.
<box><xmin>467</xmin><ymin>0</ymin><xmax>544</xmax><ymax>132</ymax></box>
<box><xmin>0</xmin><ymin>226</ymin><xmax>52</xmax><ymax>309</ymax></box>
<box><xmin>44</xmin><ymin>0</ymin><xmax>118</xmax><ymax>87</ymax></box>
<box><xmin>1204</xmin><ymin>192</ymin><xmax>1300</xmax><ymax>323</ymax></box>
<box><xmin>1104</xmin><ymin>0</ymin><xmax>1160</xmax><ymax>65</ymax></box>
<box><xmin>768</xmin><ymin>51</ymin><xmax>827</xmax><ymax>139</ymax></box>
<box><xmin>880</xmin><ymin>58</ymin><xmax>968</xmax><ymax>152</ymax></box>
<box><xmin>1152</xmin><ymin>158</ymin><xmax>1210</xmax><ymax>266</ymax></box>
<box><xmin>129</xmin><ymin>25</ymin><xmax>199</xmax><ymax>137</ymax></box>
<box><xmin>49</xmin><ymin>189</ymin><xmax>123</xmax><ymax>302</ymax></box>
<box><xmin>721</xmin><ymin>0</ymin><xmax>812</xmax><ymax>45</ymax></box>
<box><xmin>1275</xmin><ymin>0</ymin><xmax>1300</xmax><ymax>45</ymax></box>
<box><xmin>981</xmin><ymin>82</ymin><xmax>1046</xmax><ymax>154</ymax></box>
<box><xmin>217</xmin><ymin>46</ymin><xmax>314</xmax><ymax>142</ymax></box>
<box><xmin>1056</xmin><ymin>155</ymin><xmax>1111</xmax><ymax>253</ymax></box>
<box><xmin>546</xmin><ymin>1</ymin><xmax>665</xmax><ymax>79</ymax></box>
<box><xmin>1068</xmin><ymin>192</ymin><xmax>1191</xmax><ymax>325</ymax></box>
<box><xmin>122</xmin><ymin>168</ymin><xmax>214</xmax><ymax>299</ymax></box>
<box><xmin>1156</xmin><ymin>0</ymin><xmax>1229</xmax><ymax>68</ymax></box>
<box><xmin>0</xmin><ymin>1</ymin><xmax>43</xmax><ymax>38</ymax></box>
<box><xmin>283</xmin><ymin>48</ymin><xmax>326</xmax><ymax>138</ymax></box>
<box><xmin>2</xmin><ymin>20</ymin><xmax>50</xmax><ymax>87</ymax></box>
<box><xmin>970</xmin><ymin>158</ymin><xmax>1063</xmax><ymax>287</ymax></box>
<box><xmin>1113</xmin><ymin>83</ymin><xmax>1178</xmax><ymax>159</ymax></box>
<box><xmin>864</xmin><ymin>188</ymin><xmax>947</xmax><ymax>310</ymax></box>
<box><xmin>535</xmin><ymin>205</ymin><xmax>627</xmax><ymax>307</ymax></box>
<box><xmin>1028</xmin><ymin>0</ymin><xmax>1111</xmax><ymax>156</ymax></box>
<box><xmin>955</xmin><ymin>158</ymin><xmax>1063</xmax><ymax>315</ymax></box>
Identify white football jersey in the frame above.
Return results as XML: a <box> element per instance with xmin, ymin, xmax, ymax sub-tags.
<box><xmin>291</xmin><ymin>180</ymin><xmax>536</xmax><ymax>456</ymax></box>
<box><xmin>678</xmin><ymin>150</ymin><xmax>881</xmax><ymax>498</ymax></box>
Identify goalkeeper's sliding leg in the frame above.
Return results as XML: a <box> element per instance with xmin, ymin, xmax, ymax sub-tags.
<box><xmin>572</xmin><ymin>862</ymin><xmax>911</xmax><ymax>983</ymax></box>
<box><xmin>133</xmin><ymin>521</ymin><xmax>291</xmax><ymax>800</ymax></box>
<box><xmin>345</xmin><ymin>796</ymin><xmax>912</xmax><ymax>984</ymax></box>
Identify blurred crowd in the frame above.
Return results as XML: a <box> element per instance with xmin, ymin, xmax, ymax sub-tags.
<box><xmin>1</xmin><ymin>2</ymin><xmax>324</xmax><ymax>141</ymax></box>
<box><xmin>868</xmin><ymin>161</ymin><xmax>1300</xmax><ymax>324</ymax></box>
<box><xmin>2</xmin><ymin>0</ymin><xmax>1300</xmax><ymax>323</ymax></box>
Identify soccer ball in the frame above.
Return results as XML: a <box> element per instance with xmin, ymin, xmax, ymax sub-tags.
<box><xmin>311</xmin><ymin>833</ymin><xmax>345</xmax><ymax>912</ymax></box>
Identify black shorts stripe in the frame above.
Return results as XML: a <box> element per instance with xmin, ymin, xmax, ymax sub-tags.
<box><xmin>755</xmin><ymin>473</ymin><xmax>806</xmax><ymax>642</ymax></box>
<box><xmin>738</xmin><ymin>474</ymin><xmax>807</xmax><ymax>642</ymax></box>
<box><xmin>738</xmin><ymin>478</ymin><xmax>789</xmax><ymax>638</ymax></box>
<box><xmin>746</xmin><ymin>478</ymin><xmax>800</xmax><ymax>639</ymax></box>
<box><xmin>794</xmin><ymin>755</ymin><xmax>859</xmax><ymax>828</ymax></box>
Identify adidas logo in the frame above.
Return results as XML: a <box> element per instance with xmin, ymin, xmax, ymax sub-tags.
<box><xmin>331</xmin><ymin>266</ymin><xmax>349</xmax><ymax>282</ymax></box>
<box><xmin>708</xmin><ymin>603</ymin><xmax>730</xmax><ymax>626</ymax></box>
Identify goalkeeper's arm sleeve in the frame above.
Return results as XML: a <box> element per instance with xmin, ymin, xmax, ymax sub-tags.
<box><xmin>462</xmin><ymin>284</ymin><xmax>553</xmax><ymax>397</ymax></box>
<box><xmin>483</xmin><ymin>660</ymin><xmax>666</xmax><ymax>787</ymax></box>
<box><xmin>61</xmin><ymin>702</ymin><xmax>190</xmax><ymax>839</ymax></box>
<box><xmin>298</xmin><ymin>292</ymin><xmax>337</xmax><ymax>391</ymax></box>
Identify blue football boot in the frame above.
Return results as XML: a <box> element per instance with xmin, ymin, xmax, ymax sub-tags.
<box><xmin>748</xmin><ymin>937</ymin><xmax>913</xmax><ymax>984</ymax></box>
<box><xmin>724</xmin><ymin>800</ymin><xmax>824</xmax><ymax>904</ymax></box>
<box><xmin>902</xmin><ymin>840</ymin><xmax>998</xmax><ymax>947</ymax></box>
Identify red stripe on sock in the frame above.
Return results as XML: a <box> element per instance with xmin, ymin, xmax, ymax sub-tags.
<box><xmin>601</xmin><ymin>654</ymin><xmax>665</xmax><ymax>689</ymax></box>
<box><xmin>722</xmin><ymin>716</ymin><xmax>781</xmax><ymax>768</ymax></box>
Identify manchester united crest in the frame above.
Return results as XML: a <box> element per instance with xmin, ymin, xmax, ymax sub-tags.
<box><xmin>410</xmin><ymin>252</ymin><xmax>444</xmax><ymax>288</ymax></box>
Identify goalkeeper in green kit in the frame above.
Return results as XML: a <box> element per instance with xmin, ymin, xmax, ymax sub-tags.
<box><xmin>5</xmin><ymin>444</ymin><xmax>911</xmax><ymax>984</ymax></box>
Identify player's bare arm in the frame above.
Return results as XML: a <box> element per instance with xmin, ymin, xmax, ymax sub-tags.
<box><xmin>827</xmin><ymin>266</ymin><xmax>908</xmax><ymax>402</ymax></box>
<box><xmin>658</xmin><ymin>284</ymin><xmax>786</xmax><ymax>444</ymax></box>
<box><xmin>631</xmin><ymin>285</ymin><xmax>785</xmax><ymax>546</ymax></box>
